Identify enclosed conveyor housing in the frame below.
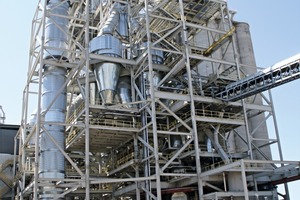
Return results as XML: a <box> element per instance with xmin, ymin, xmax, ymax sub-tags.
<box><xmin>216</xmin><ymin>53</ymin><xmax>300</xmax><ymax>101</ymax></box>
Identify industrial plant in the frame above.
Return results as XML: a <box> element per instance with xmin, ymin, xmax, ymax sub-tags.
<box><xmin>0</xmin><ymin>0</ymin><xmax>299</xmax><ymax>199</ymax></box>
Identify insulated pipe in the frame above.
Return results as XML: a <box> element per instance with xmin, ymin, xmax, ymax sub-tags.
<box><xmin>118</xmin><ymin>12</ymin><xmax>129</xmax><ymax>38</ymax></box>
<box><xmin>142</xmin><ymin>43</ymin><xmax>164</xmax><ymax>97</ymax></box>
<box><xmin>40</xmin><ymin>0</ymin><xmax>69</xmax><ymax>199</ymax></box>
<box><xmin>101</xmin><ymin>8</ymin><xmax>120</xmax><ymax>35</ymax></box>
<box><xmin>212</xmin><ymin>125</ymin><xmax>230</xmax><ymax>163</ymax></box>
<box><xmin>117</xmin><ymin>76</ymin><xmax>132</xmax><ymax>107</ymax></box>
<box><xmin>44</xmin><ymin>0</ymin><xmax>69</xmax><ymax>59</ymax></box>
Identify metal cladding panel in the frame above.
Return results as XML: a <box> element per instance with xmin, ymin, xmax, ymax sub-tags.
<box><xmin>89</xmin><ymin>35</ymin><xmax>122</xmax><ymax>56</ymax></box>
<box><xmin>0</xmin><ymin>125</ymin><xmax>19</xmax><ymax>155</ymax></box>
<box><xmin>40</xmin><ymin>67</ymin><xmax>66</xmax><ymax>179</ymax></box>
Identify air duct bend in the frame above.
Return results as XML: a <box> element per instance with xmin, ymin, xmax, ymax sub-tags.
<box><xmin>101</xmin><ymin>8</ymin><xmax>120</xmax><ymax>35</ymax></box>
<box><xmin>90</xmin><ymin>5</ymin><xmax>123</xmax><ymax>105</ymax></box>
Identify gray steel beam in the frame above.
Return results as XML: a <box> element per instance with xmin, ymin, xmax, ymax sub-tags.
<box><xmin>179</xmin><ymin>0</ymin><xmax>204</xmax><ymax>199</ymax></box>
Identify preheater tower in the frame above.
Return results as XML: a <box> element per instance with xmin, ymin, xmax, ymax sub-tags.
<box><xmin>14</xmin><ymin>0</ymin><xmax>300</xmax><ymax>199</ymax></box>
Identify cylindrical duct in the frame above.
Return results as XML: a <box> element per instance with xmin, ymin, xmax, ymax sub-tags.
<box><xmin>117</xmin><ymin>76</ymin><xmax>132</xmax><ymax>107</ymax></box>
<box><xmin>101</xmin><ymin>8</ymin><xmax>120</xmax><ymax>35</ymax></box>
<box><xmin>144</xmin><ymin>70</ymin><xmax>162</xmax><ymax>98</ymax></box>
<box><xmin>44</xmin><ymin>0</ymin><xmax>69</xmax><ymax>59</ymax></box>
<box><xmin>40</xmin><ymin>0</ymin><xmax>69</xmax><ymax>199</ymax></box>
<box><xmin>142</xmin><ymin>44</ymin><xmax>164</xmax><ymax>97</ymax></box>
<box><xmin>118</xmin><ymin>12</ymin><xmax>129</xmax><ymax>38</ymax></box>
<box><xmin>40</xmin><ymin>67</ymin><xmax>66</xmax><ymax>179</ymax></box>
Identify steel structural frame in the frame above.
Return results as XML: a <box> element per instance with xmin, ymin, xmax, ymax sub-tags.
<box><xmin>13</xmin><ymin>0</ymin><xmax>294</xmax><ymax>199</ymax></box>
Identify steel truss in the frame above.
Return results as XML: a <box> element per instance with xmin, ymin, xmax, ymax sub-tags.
<box><xmin>14</xmin><ymin>0</ymin><xmax>299</xmax><ymax>200</ymax></box>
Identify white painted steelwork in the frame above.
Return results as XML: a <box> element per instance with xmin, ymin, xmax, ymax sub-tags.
<box><xmin>14</xmin><ymin>0</ymin><xmax>300</xmax><ymax>200</ymax></box>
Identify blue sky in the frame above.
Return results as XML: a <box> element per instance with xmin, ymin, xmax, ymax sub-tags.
<box><xmin>0</xmin><ymin>0</ymin><xmax>299</xmax><ymax>199</ymax></box>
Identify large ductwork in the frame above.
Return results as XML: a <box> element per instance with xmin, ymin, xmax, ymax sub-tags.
<box><xmin>90</xmin><ymin>4</ymin><xmax>123</xmax><ymax>105</ymax></box>
<box><xmin>118</xmin><ymin>75</ymin><xmax>132</xmax><ymax>107</ymax></box>
<box><xmin>28</xmin><ymin>109</ymin><xmax>37</xmax><ymax>146</ymax></box>
<box><xmin>40</xmin><ymin>0</ymin><xmax>69</xmax><ymax>199</ymax></box>
<box><xmin>44</xmin><ymin>0</ymin><xmax>69</xmax><ymax>59</ymax></box>
<box><xmin>142</xmin><ymin>43</ymin><xmax>164</xmax><ymax>98</ymax></box>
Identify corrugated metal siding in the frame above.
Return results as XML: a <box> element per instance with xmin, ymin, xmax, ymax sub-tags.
<box><xmin>0</xmin><ymin>125</ymin><xmax>19</xmax><ymax>155</ymax></box>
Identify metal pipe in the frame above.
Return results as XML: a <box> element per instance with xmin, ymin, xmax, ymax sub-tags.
<box><xmin>39</xmin><ymin>0</ymin><xmax>69</xmax><ymax>199</ymax></box>
<box><xmin>118</xmin><ymin>75</ymin><xmax>132</xmax><ymax>107</ymax></box>
<box><xmin>44</xmin><ymin>0</ymin><xmax>69</xmax><ymax>59</ymax></box>
<box><xmin>101</xmin><ymin>7</ymin><xmax>120</xmax><ymax>35</ymax></box>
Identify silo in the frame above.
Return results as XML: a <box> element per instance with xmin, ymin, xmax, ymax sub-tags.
<box><xmin>234</xmin><ymin>22</ymin><xmax>272</xmax><ymax>160</ymax></box>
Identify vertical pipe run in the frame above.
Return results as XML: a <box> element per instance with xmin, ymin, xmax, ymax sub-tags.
<box><xmin>118</xmin><ymin>76</ymin><xmax>133</xmax><ymax>107</ymax></box>
<box><xmin>178</xmin><ymin>0</ymin><xmax>204</xmax><ymax>199</ymax></box>
<box><xmin>40</xmin><ymin>67</ymin><xmax>66</xmax><ymax>178</ymax></box>
<box><xmin>39</xmin><ymin>0</ymin><xmax>69</xmax><ymax>199</ymax></box>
